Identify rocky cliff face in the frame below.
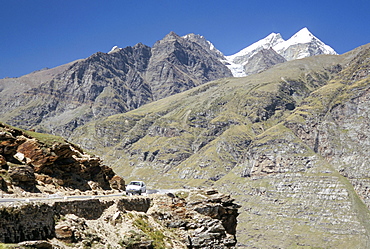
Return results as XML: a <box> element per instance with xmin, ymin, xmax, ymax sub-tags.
<box><xmin>70</xmin><ymin>44</ymin><xmax>370</xmax><ymax>247</ymax></box>
<box><xmin>0</xmin><ymin>189</ymin><xmax>240</xmax><ymax>249</ymax></box>
<box><xmin>0</xmin><ymin>122</ymin><xmax>125</xmax><ymax>197</ymax></box>
<box><xmin>146</xmin><ymin>32</ymin><xmax>232</xmax><ymax>100</ymax></box>
<box><xmin>0</xmin><ymin>32</ymin><xmax>232</xmax><ymax>138</ymax></box>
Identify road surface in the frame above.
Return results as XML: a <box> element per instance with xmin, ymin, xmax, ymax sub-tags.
<box><xmin>0</xmin><ymin>189</ymin><xmax>189</xmax><ymax>204</ymax></box>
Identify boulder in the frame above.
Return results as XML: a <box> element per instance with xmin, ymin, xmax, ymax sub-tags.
<box><xmin>109</xmin><ymin>175</ymin><xmax>125</xmax><ymax>190</ymax></box>
<box><xmin>55</xmin><ymin>224</ymin><xmax>73</xmax><ymax>243</ymax></box>
<box><xmin>52</xmin><ymin>143</ymin><xmax>79</xmax><ymax>159</ymax></box>
<box><xmin>0</xmin><ymin>175</ymin><xmax>8</xmax><ymax>191</ymax></box>
<box><xmin>0</xmin><ymin>155</ymin><xmax>6</xmax><ymax>166</ymax></box>
<box><xmin>16</xmin><ymin>139</ymin><xmax>57</xmax><ymax>172</ymax></box>
<box><xmin>8</xmin><ymin>164</ymin><xmax>35</xmax><ymax>184</ymax></box>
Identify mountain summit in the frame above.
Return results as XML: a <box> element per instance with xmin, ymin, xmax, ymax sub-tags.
<box><xmin>224</xmin><ymin>27</ymin><xmax>337</xmax><ymax>76</ymax></box>
<box><xmin>273</xmin><ymin>27</ymin><xmax>337</xmax><ymax>60</ymax></box>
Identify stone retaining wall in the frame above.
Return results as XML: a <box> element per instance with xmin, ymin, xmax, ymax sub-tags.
<box><xmin>0</xmin><ymin>197</ymin><xmax>151</xmax><ymax>243</ymax></box>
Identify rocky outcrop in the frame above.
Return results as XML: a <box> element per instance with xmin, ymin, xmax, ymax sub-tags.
<box><xmin>0</xmin><ymin>122</ymin><xmax>124</xmax><ymax>196</ymax></box>
<box><xmin>243</xmin><ymin>48</ymin><xmax>286</xmax><ymax>75</ymax></box>
<box><xmin>0</xmin><ymin>190</ymin><xmax>240</xmax><ymax>249</ymax></box>
<box><xmin>148</xmin><ymin>189</ymin><xmax>240</xmax><ymax>248</ymax></box>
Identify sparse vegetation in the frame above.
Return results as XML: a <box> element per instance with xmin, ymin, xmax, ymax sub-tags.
<box><xmin>0</xmin><ymin>243</ymin><xmax>18</xmax><ymax>249</ymax></box>
<box><xmin>133</xmin><ymin>216</ymin><xmax>165</xmax><ymax>249</ymax></box>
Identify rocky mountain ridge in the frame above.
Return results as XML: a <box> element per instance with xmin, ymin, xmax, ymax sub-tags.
<box><xmin>0</xmin><ymin>31</ymin><xmax>232</xmax><ymax>138</ymax></box>
<box><xmin>0</xmin><ymin>28</ymin><xmax>336</xmax><ymax>139</ymax></box>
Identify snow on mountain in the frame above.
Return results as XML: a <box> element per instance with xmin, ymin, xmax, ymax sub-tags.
<box><xmin>108</xmin><ymin>45</ymin><xmax>122</xmax><ymax>54</ymax></box>
<box><xmin>273</xmin><ymin>27</ymin><xmax>337</xmax><ymax>60</ymax></box>
<box><xmin>106</xmin><ymin>28</ymin><xmax>337</xmax><ymax>78</ymax></box>
<box><xmin>223</xmin><ymin>32</ymin><xmax>285</xmax><ymax>76</ymax></box>
<box><xmin>225</xmin><ymin>33</ymin><xmax>284</xmax><ymax>64</ymax></box>
<box><xmin>224</xmin><ymin>27</ymin><xmax>337</xmax><ymax>77</ymax></box>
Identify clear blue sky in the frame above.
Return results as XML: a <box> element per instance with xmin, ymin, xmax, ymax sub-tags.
<box><xmin>1</xmin><ymin>0</ymin><xmax>369</xmax><ymax>79</ymax></box>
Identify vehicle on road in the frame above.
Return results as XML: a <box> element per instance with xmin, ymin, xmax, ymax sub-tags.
<box><xmin>126</xmin><ymin>181</ymin><xmax>146</xmax><ymax>195</ymax></box>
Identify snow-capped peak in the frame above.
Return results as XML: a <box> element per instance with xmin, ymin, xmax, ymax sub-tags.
<box><xmin>273</xmin><ymin>27</ymin><xmax>337</xmax><ymax>59</ymax></box>
<box><xmin>289</xmin><ymin>27</ymin><xmax>315</xmax><ymax>44</ymax></box>
<box><xmin>273</xmin><ymin>27</ymin><xmax>315</xmax><ymax>52</ymax></box>
<box><xmin>223</xmin><ymin>27</ymin><xmax>337</xmax><ymax>77</ymax></box>
<box><xmin>226</xmin><ymin>32</ymin><xmax>284</xmax><ymax>63</ymax></box>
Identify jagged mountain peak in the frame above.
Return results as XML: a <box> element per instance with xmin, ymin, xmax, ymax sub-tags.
<box><xmin>162</xmin><ymin>31</ymin><xmax>181</xmax><ymax>41</ymax></box>
<box><xmin>108</xmin><ymin>43</ymin><xmax>149</xmax><ymax>55</ymax></box>
<box><xmin>147</xmin><ymin>31</ymin><xmax>232</xmax><ymax>100</ymax></box>
<box><xmin>182</xmin><ymin>33</ymin><xmax>225</xmax><ymax>59</ymax></box>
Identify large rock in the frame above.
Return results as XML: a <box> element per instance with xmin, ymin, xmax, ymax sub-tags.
<box><xmin>16</xmin><ymin>139</ymin><xmax>57</xmax><ymax>172</ymax></box>
<box><xmin>148</xmin><ymin>189</ymin><xmax>240</xmax><ymax>248</ymax></box>
<box><xmin>109</xmin><ymin>175</ymin><xmax>125</xmax><ymax>190</ymax></box>
<box><xmin>8</xmin><ymin>164</ymin><xmax>35</xmax><ymax>185</ymax></box>
<box><xmin>0</xmin><ymin>175</ymin><xmax>7</xmax><ymax>191</ymax></box>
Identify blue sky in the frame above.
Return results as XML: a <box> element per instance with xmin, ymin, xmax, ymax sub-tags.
<box><xmin>1</xmin><ymin>0</ymin><xmax>369</xmax><ymax>79</ymax></box>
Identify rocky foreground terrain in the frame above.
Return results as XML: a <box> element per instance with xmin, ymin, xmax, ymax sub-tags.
<box><xmin>0</xmin><ymin>123</ymin><xmax>240</xmax><ymax>248</ymax></box>
<box><xmin>0</xmin><ymin>189</ymin><xmax>240</xmax><ymax>249</ymax></box>
<box><xmin>0</xmin><ymin>122</ymin><xmax>125</xmax><ymax>196</ymax></box>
